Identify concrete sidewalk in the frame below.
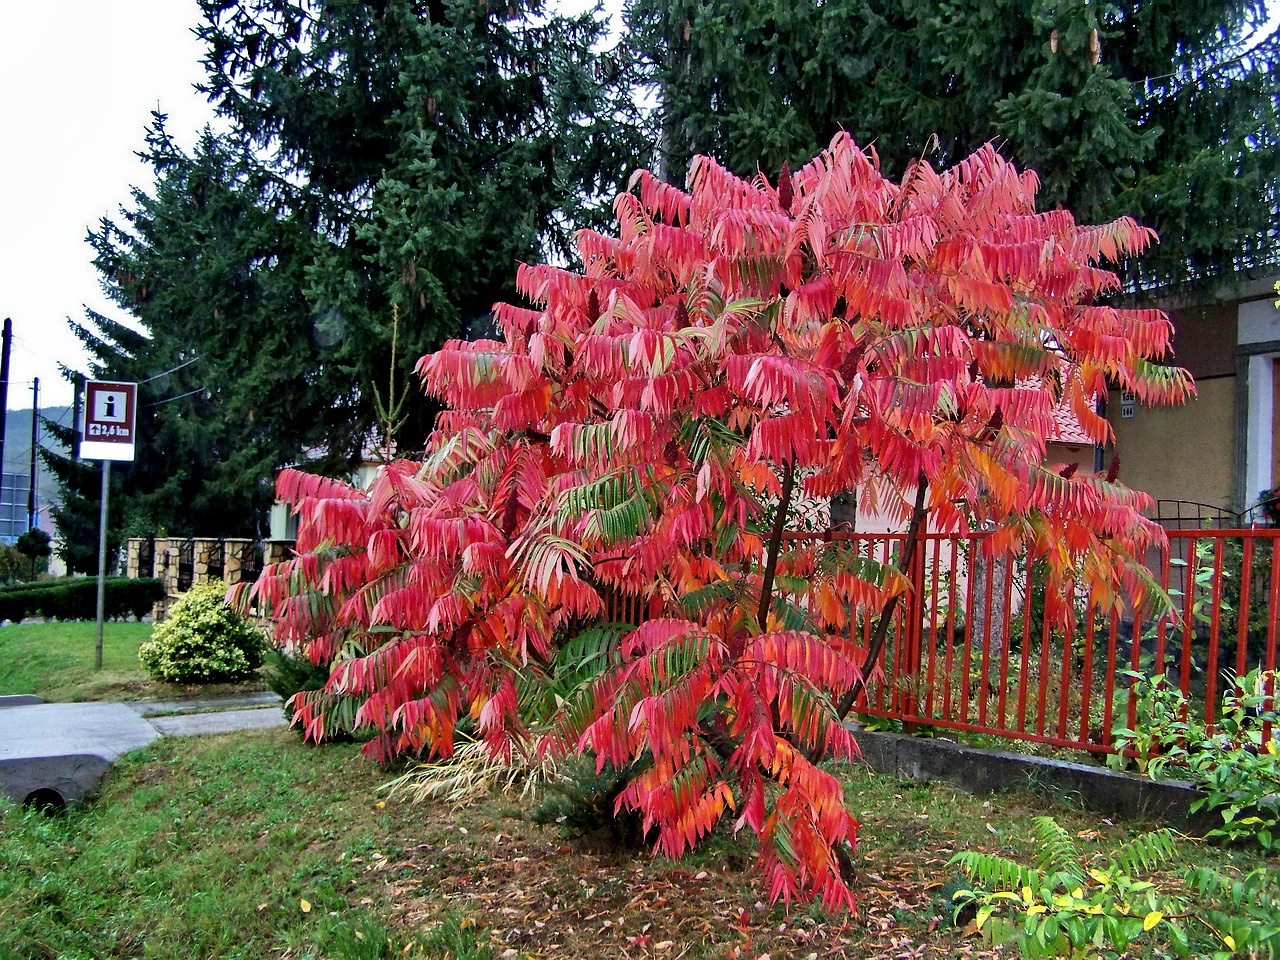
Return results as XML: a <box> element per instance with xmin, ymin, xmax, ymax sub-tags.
<box><xmin>148</xmin><ymin>705</ymin><xmax>286</xmax><ymax>736</ymax></box>
<box><xmin>0</xmin><ymin>692</ymin><xmax>287</xmax><ymax>807</ymax></box>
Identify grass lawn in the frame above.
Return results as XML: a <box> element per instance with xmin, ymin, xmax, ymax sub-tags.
<box><xmin>0</xmin><ymin>621</ymin><xmax>265</xmax><ymax>702</ymax></box>
<box><xmin>2</xmin><ymin>728</ymin><xmax>1272</xmax><ymax>960</ymax></box>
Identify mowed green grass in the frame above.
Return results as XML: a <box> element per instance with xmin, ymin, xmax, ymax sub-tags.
<box><xmin>0</xmin><ymin>730</ymin><xmax>483</xmax><ymax>960</ymax></box>
<box><xmin>3</xmin><ymin>727</ymin><xmax>1272</xmax><ymax>960</ymax></box>
<box><xmin>0</xmin><ymin>621</ymin><xmax>264</xmax><ymax>702</ymax></box>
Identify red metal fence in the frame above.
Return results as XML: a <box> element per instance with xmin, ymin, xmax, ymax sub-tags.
<box><xmin>605</xmin><ymin>528</ymin><xmax>1279</xmax><ymax>756</ymax></box>
<box><xmin>791</xmin><ymin>528</ymin><xmax>1279</xmax><ymax>754</ymax></box>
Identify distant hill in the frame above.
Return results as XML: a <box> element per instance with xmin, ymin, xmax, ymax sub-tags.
<box><xmin>3</xmin><ymin>405</ymin><xmax>71</xmax><ymax>528</ymax></box>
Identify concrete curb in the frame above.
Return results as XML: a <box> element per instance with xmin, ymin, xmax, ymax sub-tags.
<box><xmin>125</xmin><ymin>691</ymin><xmax>283</xmax><ymax>717</ymax></box>
<box><xmin>147</xmin><ymin>706</ymin><xmax>287</xmax><ymax>737</ymax></box>
<box><xmin>0</xmin><ymin>695</ymin><xmax>47</xmax><ymax>709</ymax></box>
<box><xmin>851</xmin><ymin>729</ymin><xmax>1220</xmax><ymax>834</ymax></box>
<box><xmin>0</xmin><ymin>754</ymin><xmax>110</xmax><ymax>807</ymax></box>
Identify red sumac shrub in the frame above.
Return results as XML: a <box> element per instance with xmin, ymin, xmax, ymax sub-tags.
<box><xmin>240</xmin><ymin>134</ymin><xmax>1191</xmax><ymax>908</ymax></box>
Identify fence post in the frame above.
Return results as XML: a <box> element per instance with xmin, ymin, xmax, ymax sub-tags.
<box><xmin>193</xmin><ymin>538</ymin><xmax>220</xmax><ymax>586</ymax></box>
<box><xmin>901</xmin><ymin>540</ymin><xmax>927</xmax><ymax>733</ymax></box>
<box><xmin>222</xmin><ymin>538</ymin><xmax>253</xmax><ymax>585</ymax></box>
<box><xmin>262</xmin><ymin>539</ymin><xmax>295</xmax><ymax>568</ymax></box>
<box><xmin>151</xmin><ymin>538</ymin><xmax>171</xmax><ymax>621</ymax></box>
<box><xmin>126</xmin><ymin>538</ymin><xmax>143</xmax><ymax>579</ymax></box>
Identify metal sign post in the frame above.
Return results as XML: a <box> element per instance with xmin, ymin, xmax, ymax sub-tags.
<box><xmin>82</xmin><ymin>380</ymin><xmax>138</xmax><ymax>671</ymax></box>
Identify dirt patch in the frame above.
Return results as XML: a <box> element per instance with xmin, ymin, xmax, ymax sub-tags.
<box><xmin>369</xmin><ymin>809</ymin><xmax>1001</xmax><ymax>960</ymax></box>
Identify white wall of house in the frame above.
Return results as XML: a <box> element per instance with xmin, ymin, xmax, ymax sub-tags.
<box><xmin>1238</xmin><ymin>296</ymin><xmax>1280</xmax><ymax>505</ymax></box>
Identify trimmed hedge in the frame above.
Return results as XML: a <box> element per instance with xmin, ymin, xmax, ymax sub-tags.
<box><xmin>0</xmin><ymin>577</ymin><xmax>165</xmax><ymax>623</ymax></box>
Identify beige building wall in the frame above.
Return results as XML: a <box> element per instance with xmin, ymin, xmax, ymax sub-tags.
<box><xmin>1108</xmin><ymin>376</ymin><xmax>1235</xmax><ymax>510</ymax></box>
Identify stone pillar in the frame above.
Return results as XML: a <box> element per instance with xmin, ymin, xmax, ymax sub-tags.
<box><xmin>194</xmin><ymin>538</ymin><xmax>220</xmax><ymax>586</ymax></box>
<box><xmin>127</xmin><ymin>539</ymin><xmax>144</xmax><ymax>579</ymax></box>
<box><xmin>262</xmin><ymin>539</ymin><xmax>295</xmax><ymax>568</ymax></box>
<box><xmin>151</xmin><ymin>538</ymin><xmax>172</xmax><ymax>621</ymax></box>
<box><xmin>223</xmin><ymin>538</ymin><xmax>253</xmax><ymax>585</ymax></box>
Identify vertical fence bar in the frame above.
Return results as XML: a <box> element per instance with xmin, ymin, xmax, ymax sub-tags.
<box><xmin>959</xmin><ymin>535</ymin><xmax>978</xmax><ymax>724</ymax></box>
<box><xmin>922</xmin><ymin>537</ymin><xmax>943</xmax><ymax>718</ymax></box>
<box><xmin>1036</xmin><ymin>601</ymin><xmax>1053</xmax><ymax>738</ymax></box>
<box><xmin>1155</xmin><ymin>541</ymin><xmax>1172</xmax><ymax>676</ymax></box>
<box><xmin>1264</xmin><ymin>541</ymin><xmax>1279</xmax><ymax>745</ymax></box>
<box><xmin>976</xmin><ymin>548</ymin><xmax>996</xmax><ymax>728</ymax></box>
<box><xmin>861</xmin><ymin>537</ymin><xmax>877</xmax><ymax>713</ymax></box>
<box><xmin>902</xmin><ymin>539</ymin><xmax>926</xmax><ymax>730</ymax></box>
<box><xmin>996</xmin><ymin>558</ymin><xmax>1015</xmax><ymax>730</ymax></box>
<box><xmin>1015</xmin><ymin>552</ymin><xmax>1034</xmax><ymax>736</ymax></box>
<box><xmin>1235</xmin><ymin>535</ymin><xmax>1253</xmax><ymax>678</ymax></box>
<box><xmin>891</xmin><ymin>545</ymin><xmax>908</xmax><ymax>715</ymax></box>
<box><xmin>889</xmin><ymin>535</ymin><xmax>904</xmax><ymax>715</ymax></box>
<box><xmin>1101</xmin><ymin>610</ymin><xmax>1120</xmax><ymax>748</ymax></box>
<box><xmin>941</xmin><ymin>538</ymin><xmax>959</xmax><ymax>723</ymax></box>
<box><xmin>1179</xmin><ymin>536</ymin><xmax>1197</xmax><ymax>714</ymax></box>
<box><xmin>867</xmin><ymin>536</ymin><xmax>884</xmax><ymax>713</ymax></box>
<box><xmin>1205</xmin><ymin>535</ymin><xmax>1226</xmax><ymax>730</ymax></box>
<box><xmin>1078</xmin><ymin>590</ymin><xmax>1097</xmax><ymax>746</ymax></box>
<box><xmin>1057</xmin><ymin>593</ymin><xmax>1076</xmax><ymax>741</ymax></box>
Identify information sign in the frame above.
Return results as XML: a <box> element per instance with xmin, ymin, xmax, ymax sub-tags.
<box><xmin>81</xmin><ymin>380</ymin><xmax>138</xmax><ymax>461</ymax></box>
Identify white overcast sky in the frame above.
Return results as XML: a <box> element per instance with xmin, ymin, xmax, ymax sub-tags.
<box><xmin>1</xmin><ymin>1</ymin><xmax>218</xmax><ymax>409</ymax></box>
<box><xmin>0</xmin><ymin>1</ymin><xmax>1271</xmax><ymax>410</ymax></box>
<box><xmin>0</xmin><ymin>0</ymin><xmax>616</xmax><ymax>410</ymax></box>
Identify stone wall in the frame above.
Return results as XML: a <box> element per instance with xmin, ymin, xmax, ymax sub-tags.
<box><xmin>125</xmin><ymin>536</ymin><xmax>294</xmax><ymax>621</ymax></box>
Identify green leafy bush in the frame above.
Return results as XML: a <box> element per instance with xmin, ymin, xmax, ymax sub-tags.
<box><xmin>0</xmin><ymin>577</ymin><xmax>163</xmax><ymax>622</ymax></box>
<box><xmin>1113</xmin><ymin>668</ymin><xmax>1280</xmax><ymax>851</ymax></box>
<box><xmin>951</xmin><ymin>817</ymin><xmax>1183</xmax><ymax>959</ymax></box>
<box><xmin>950</xmin><ymin>816</ymin><xmax>1280</xmax><ymax>959</ymax></box>
<box><xmin>0</xmin><ymin>543</ymin><xmax>32</xmax><ymax>583</ymax></box>
<box><xmin>138</xmin><ymin>582</ymin><xmax>265</xmax><ymax>683</ymax></box>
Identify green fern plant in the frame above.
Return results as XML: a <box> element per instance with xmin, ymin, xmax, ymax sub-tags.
<box><xmin>1184</xmin><ymin>866</ymin><xmax>1280</xmax><ymax>959</ymax></box>
<box><xmin>949</xmin><ymin>817</ymin><xmax>1186</xmax><ymax>959</ymax></box>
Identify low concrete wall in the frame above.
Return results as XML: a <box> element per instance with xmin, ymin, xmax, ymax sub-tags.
<box><xmin>0</xmin><ymin>754</ymin><xmax>110</xmax><ymax>807</ymax></box>
<box><xmin>851</xmin><ymin>729</ymin><xmax>1220</xmax><ymax>834</ymax></box>
<box><xmin>0</xmin><ymin>695</ymin><xmax>46</xmax><ymax>708</ymax></box>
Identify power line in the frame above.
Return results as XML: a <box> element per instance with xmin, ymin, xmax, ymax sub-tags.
<box><xmin>142</xmin><ymin>356</ymin><xmax>200</xmax><ymax>383</ymax></box>
<box><xmin>146</xmin><ymin>386</ymin><xmax>205</xmax><ymax>407</ymax></box>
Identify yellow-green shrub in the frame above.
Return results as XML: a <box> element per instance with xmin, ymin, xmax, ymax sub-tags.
<box><xmin>138</xmin><ymin>582</ymin><xmax>265</xmax><ymax>683</ymax></box>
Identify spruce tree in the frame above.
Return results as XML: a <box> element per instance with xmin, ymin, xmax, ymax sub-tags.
<box><xmin>44</xmin><ymin>119</ymin><xmax>354</xmax><ymax>564</ymax></box>
<box><xmin>628</xmin><ymin>0</ymin><xmax>1279</xmax><ymax>288</ymax></box>
<box><xmin>197</xmin><ymin>0</ymin><xmax>646</xmax><ymax>441</ymax></box>
<box><xmin>51</xmin><ymin>1</ymin><xmax>645</xmax><ymax>558</ymax></box>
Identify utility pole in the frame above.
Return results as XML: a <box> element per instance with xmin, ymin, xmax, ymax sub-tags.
<box><xmin>28</xmin><ymin>377</ymin><xmax>39</xmax><ymax>530</ymax></box>
<box><xmin>72</xmin><ymin>378</ymin><xmax>83</xmax><ymax>461</ymax></box>
<box><xmin>0</xmin><ymin>319</ymin><xmax>11</xmax><ymax>505</ymax></box>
